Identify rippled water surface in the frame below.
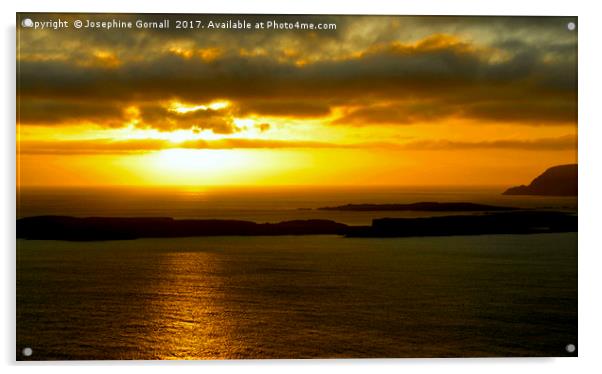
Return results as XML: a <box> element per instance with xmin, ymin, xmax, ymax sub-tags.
<box><xmin>17</xmin><ymin>186</ymin><xmax>578</xmax><ymax>225</ymax></box>
<box><xmin>17</xmin><ymin>233</ymin><xmax>577</xmax><ymax>359</ymax></box>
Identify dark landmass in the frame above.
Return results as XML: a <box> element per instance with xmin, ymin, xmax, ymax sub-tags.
<box><xmin>16</xmin><ymin>216</ymin><xmax>348</xmax><ymax>241</ymax></box>
<box><xmin>17</xmin><ymin>211</ymin><xmax>576</xmax><ymax>241</ymax></box>
<box><xmin>318</xmin><ymin>202</ymin><xmax>518</xmax><ymax>212</ymax></box>
<box><xmin>345</xmin><ymin>211</ymin><xmax>576</xmax><ymax>238</ymax></box>
<box><xmin>503</xmin><ymin>164</ymin><xmax>578</xmax><ymax>196</ymax></box>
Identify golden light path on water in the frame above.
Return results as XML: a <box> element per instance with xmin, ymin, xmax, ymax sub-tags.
<box><xmin>144</xmin><ymin>251</ymin><xmax>235</xmax><ymax>360</ymax></box>
<box><xmin>16</xmin><ymin>234</ymin><xmax>578</xmax><ymax>359</ymax></box>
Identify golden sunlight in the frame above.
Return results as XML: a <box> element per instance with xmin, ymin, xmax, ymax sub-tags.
<box><xmin>169</xmin><ymin>100</ymin><xmax>231</xmax><ymax>114</ymax></box>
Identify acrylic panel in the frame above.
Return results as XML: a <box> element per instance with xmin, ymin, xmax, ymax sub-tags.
<box><xmin>16</xmin><ymin>13</ymin><xmax>578</xmax><ymax>360</ymax></box>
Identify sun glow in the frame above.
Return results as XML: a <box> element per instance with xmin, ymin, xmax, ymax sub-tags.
<box><xmin>233</xmin><ymin>118</ymin><xmax>255</xmax><ymax>128</ymax></box>
<box><xmin>169</xmin><ymin>100</ymin><xmax>231</xmax><ymax>114</ymax></box>
<box><xmin>152</xmin><ymin>149</ymin><xmax>248</xmax><ymax>172</ymax></box>
<box><xmin>134</xmin><ymin>149</ymin><xmax>304</xmax><ymax>185</ymax></box>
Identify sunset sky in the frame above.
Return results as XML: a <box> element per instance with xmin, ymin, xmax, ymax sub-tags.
<box><xmin>17</xmin><ymin>14</ymin><xmax>577</xmax><ymax>187</ymax></box>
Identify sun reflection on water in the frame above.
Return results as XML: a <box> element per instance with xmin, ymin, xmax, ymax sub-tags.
<box><xmin>144</xmin><ymin>250</ymin><xmax>236</xmax><ymax>359</ymax></box>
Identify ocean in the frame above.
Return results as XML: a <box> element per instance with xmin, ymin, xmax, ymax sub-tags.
<box><xmin>16</xmin><ymin>186</ymin><xmax>577</xmax><ymax>224</ymax></box>
<box><xmin>16</xmin><ymin>187</ymin><xmax>578</xmax><ymax>359</ymax></box>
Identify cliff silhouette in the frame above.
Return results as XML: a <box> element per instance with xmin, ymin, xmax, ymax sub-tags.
<box><xmin>503</xmin><ymin>164</ymin><xmax>577</xmax><ymax>196</ymax></box>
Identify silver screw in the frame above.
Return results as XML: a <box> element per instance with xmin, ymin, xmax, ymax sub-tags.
<box><xmin>21</xmin><ymin>18</ymin><xmax>33</xmax><ymax>28</ymax></box>
<box><xmin>22</xmin><ymin>347</ymin><xmax>32</xmax><ymax>357</ymax></box>
<box><xmin>566</xmin><ymin>344</ymin><xmax>576</xmax><ymax>353</ymax></box>
<box><xmin>567</xmin><ymin>22</ymin><xmax>576</xmax><ymax>31</ymax></box>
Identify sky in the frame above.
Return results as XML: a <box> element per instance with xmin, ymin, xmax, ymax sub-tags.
<box><xmin>17</xmin><ymin>14</ymin><xmax>577</xmax><ymax>187</ymax></box>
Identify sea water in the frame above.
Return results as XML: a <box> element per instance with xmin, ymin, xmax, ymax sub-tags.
<box><xmin>17</xmin><ymin>233</ymin><xmax>577</xmax><ymax>359</ymax></box>
<box><xmin>16</xmin><ymin>186</ymin><xmax>578</xmax><ymax>225</ymax></box>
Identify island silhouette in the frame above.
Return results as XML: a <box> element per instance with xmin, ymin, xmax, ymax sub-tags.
<box><xmin>503</xmin><ymin>164</ymin><xmax>577</xmax><ymax>196</ymax></box>
<box><xmin>17</xmin><ymin>210</ymin><xmax>576</xmax><ymax>241</ymax></box>
<box><xmin>317</xmin><ymin>202</ymin><xmax>518</xmax><ymax>212</ymax></box>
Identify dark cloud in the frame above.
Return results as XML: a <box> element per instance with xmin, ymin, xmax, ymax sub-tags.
<box><xmin>237</xmin><ymin>100</ymin><xmax>331</xmax><ymax>118</ymax></box>
<box><xmin>332</xmin><ymin>96</ymin><xmax>577</xmax><ymax>126</ymax></box>
<box><xmin>17</xmin><ymin>15</ymin><xmax>577</xmax><ymax>130</ymax></box>
<box><xmin>19</xmin><ymin>138</ymin><xmax>169</xmax><ymax>154</ymax></box>
<box><xmin>17</xmin><ymin>99</ymin><xmax>127</xmax><ymax>126</ymax></box>
<box><xmin>462</xmin><ymin>99</ymin><xmax>577</xmax><ymax>124</ymax></box>
<box><xmin>399</xmin><ymin>134</ymin><xmax>577</xmax><ymax>151</ymax></box>
<box><xmin>331</xmin><ymin>101</ymin><xmax>459</xmax><ymax>125</ymax></box>
<box><xmin>255</xmin><ymin>123</ymin><xmax>271</xmax><ymax>132</ymax></box>
<box><xmin>18</xmin><ymin>138</ymin><xmax>343</xmax><ymax>154</ymax></box>
<box><xmin>19</xmin><ymin>134</ymin><xmax>576</xmax><ymax>155</ymax></box>
<box><xmin>138</xmin><ymin>104</ymin><xmax>238</xmax><ymax>133</ymax></box>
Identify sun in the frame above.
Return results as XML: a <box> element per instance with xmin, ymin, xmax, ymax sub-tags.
<box><xmin>144</xmin><ymin>149</ymin><xmax>254</xmax><ymax>184</ymax></box>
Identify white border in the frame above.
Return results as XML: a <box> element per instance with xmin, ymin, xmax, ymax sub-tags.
<box><xmin>3</xmin><ymin>1</ymin><xmax>602</xmax><ymax>373</ymax></box>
